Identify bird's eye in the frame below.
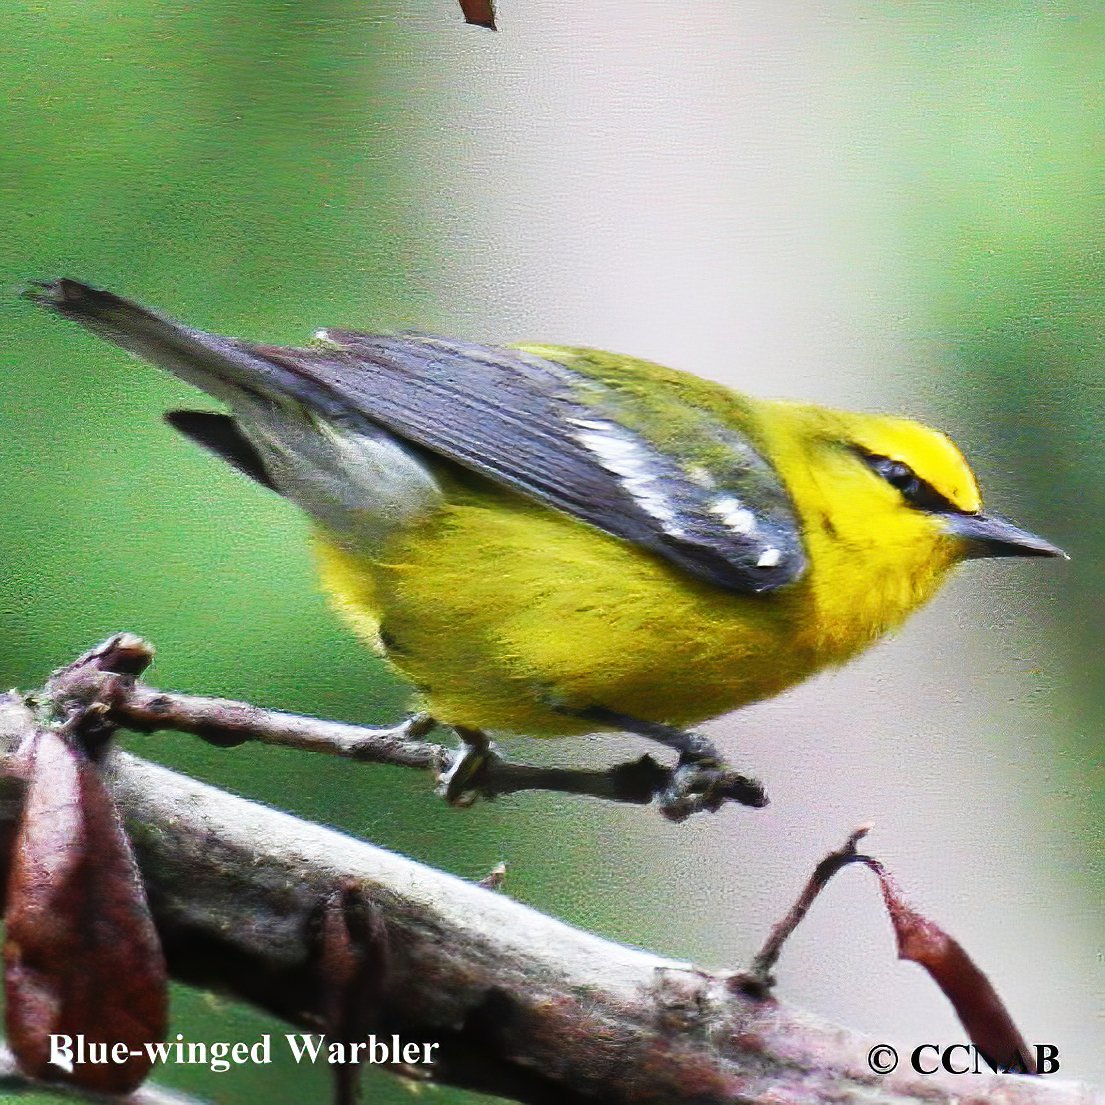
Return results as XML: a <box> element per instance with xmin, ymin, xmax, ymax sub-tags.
<box><xmin>863</xmin><ymin>454</ymin><xmax>923</xmax><ymax>500</ymax></box>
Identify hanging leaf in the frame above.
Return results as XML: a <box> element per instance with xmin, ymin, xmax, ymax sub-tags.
<box><xmin>459</xmin><ymin>0</ymin><xmax>496</xmax><ymax>30</ymax></box>
<box><xmin>869</xmin><ymin>859</ymin><xmax>1036</xmax><ymax>1074</ymax></box>
<box><xmin>3</xmin><ymin>726</ymin><xmax>168</xmax><ymax>1093</ymax></box>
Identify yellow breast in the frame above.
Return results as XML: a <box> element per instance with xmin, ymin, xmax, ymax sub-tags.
<box><xmin>311</xmin><ymin>467</ymin><xmax>957</xmax><ymax>737</ymax></box>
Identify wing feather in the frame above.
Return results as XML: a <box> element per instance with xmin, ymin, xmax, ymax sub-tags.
<box><xmin>28</xmin><ymin>281</ymin><xmax>806</xmax><ymax>593</ymax></box>
<box><xmin>256</xmin><ymin>333</ymin><xmax>807</xmax><ymax>592</ymax></box>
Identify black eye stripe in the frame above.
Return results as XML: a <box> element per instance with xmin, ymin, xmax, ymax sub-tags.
<box><xmin>856</xmin><ymin>450</ymin><xmax>959</xmax><ymax>513</ymax></box>
<box><xmin>871</xmin><ymin>457</ymin><xmax>922</xmax><ymax>497</ymax></box>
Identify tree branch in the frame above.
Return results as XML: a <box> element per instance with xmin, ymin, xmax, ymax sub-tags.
<box><xmin>0</xmin><ymin>645</ymin><xmax>1099</xmax><ymax>1105</ymax></box>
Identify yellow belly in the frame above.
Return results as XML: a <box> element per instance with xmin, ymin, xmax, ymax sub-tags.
<box><xmin>311</xmin><ymin>488</ymin><xmax>828</xmax><ymax>737</ymax></box>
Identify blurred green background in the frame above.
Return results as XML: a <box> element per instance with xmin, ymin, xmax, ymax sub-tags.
<box><xmin>1</xmin><ymin>2</ymin><xmax>1101</xmax><ymax>1102</ymax></box>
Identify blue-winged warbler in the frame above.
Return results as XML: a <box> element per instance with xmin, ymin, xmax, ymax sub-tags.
<box><xmin>31</xmin><ymin>280</ymin><xmax>1064</xmax><ymax>808</ymax></box>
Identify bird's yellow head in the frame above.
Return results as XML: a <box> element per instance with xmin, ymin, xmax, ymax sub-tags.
<box><xmin>755</xmin><ymin>400</ymin><xmax>1064</xmax><ymax>652</ymax></box>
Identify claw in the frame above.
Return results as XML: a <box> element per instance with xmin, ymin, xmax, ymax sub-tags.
<box><xmin>658</xmin><ymin>760</ymin><xmax>767</xmax><ymax>822</ymax></box>
<box><xmin>677</xmin><ymin>731</ymin><xmax>722</xmax><ymax>769</ymax></box>
<box><xmin>436</xmin><ymin>736</ymin><xmax>499</xmax><ymax>806</ymax></box>
<box><xmin>398</xmin><ymin>712</ymin><xmax>437</xmax><ymax>741</ymax></box>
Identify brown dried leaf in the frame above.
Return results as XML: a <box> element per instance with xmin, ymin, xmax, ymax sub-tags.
<box><xmin>459</xmin><ymin>0</ymin><xmax>496</xmax><ymax>30</ymax></box>
<box><xmin>3</xmin><ymin>727</ymin><xmax>168</xmax><ymax>1093</ymax></box>
<box><xmin>867</xmin><ymin>859</ymin><xmax>1036</xmax><ymax>1074</ymax></box>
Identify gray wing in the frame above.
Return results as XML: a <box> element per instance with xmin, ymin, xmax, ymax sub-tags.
<box><xmin>30</xmin><ymin>280</ymin><xmax>806</xmax><ymax>593</ymax></box>
<box><xmin>255</xmin><ymin>332</ymin><xmax>807</xmax><ymax>593</ymax></box>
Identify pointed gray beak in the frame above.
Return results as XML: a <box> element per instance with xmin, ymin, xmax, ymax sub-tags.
<box><xmin>944</xmin><ymin>512</ymin><xmax>1068</xmax><ymax>560</ymax></box>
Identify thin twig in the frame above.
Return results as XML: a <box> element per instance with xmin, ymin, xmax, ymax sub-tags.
<box><xmin>46</xmin><ymin>634</ymin><xmax>765</xmax><ymax>820</ymax></box>
<box><xmin>737</xmin><ymin>824</ymin><xmax>873</xmax><ymax>994</ymax></box>
<box><xmin>478</xmin><ymin>862</ymin><xmax>507</xmax><ymax>890</ymax></box>
<box><xmin>121</xmin><ymin>686</ymin><xmax>443</xmax><ymax>768</ymax></box>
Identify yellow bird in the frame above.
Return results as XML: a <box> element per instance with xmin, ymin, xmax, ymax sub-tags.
<box><xmin>31</xmin><ymin>279</ymin><xmax>1065</xmax><ymax>813</ymax></box>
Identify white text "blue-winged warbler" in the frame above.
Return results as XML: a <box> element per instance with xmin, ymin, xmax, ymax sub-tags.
<box><xmin>31</xmin><ymin>280</ymin><xmax>1065</xmax><ymax>815</ymax></box>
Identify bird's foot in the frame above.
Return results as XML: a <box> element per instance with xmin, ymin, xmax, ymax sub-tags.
<box><xmin>436</xmin><ymin>728</ymin><xmax>498</xmax><ymax>807</ymax></box>
<box><xmin>552</xmin><ymin>707</ymin><xmax>769</xmax><ymax>820</ymax></box>
<box><xmin>657</xmin><ymin>744</ymin><xmax>768</xmax><ymax>823</ymax></box>
<box><xmin>430</xmin><ymin>715</ymin><xmax>767</xmax><ymax>818</ymax></box>
<box><xmin>397</xmin><ymin>712</ymin><xmax>437</xmax><ymax>741</ymax></box>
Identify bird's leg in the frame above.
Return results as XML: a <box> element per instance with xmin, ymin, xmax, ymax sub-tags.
<box><xmin>437</xmin><ymin>725</ymin><xmax>498</xmax><ymax>806</ymax></box>
<box><xmin>566</xmin><ymin>706</ymin><xmax>721</xmax><ymax>765</ymax></box>
<box><xmin>557</xmin><ymin>705</ymin><xmax>765</xmax><ymax>819</ymax></box>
